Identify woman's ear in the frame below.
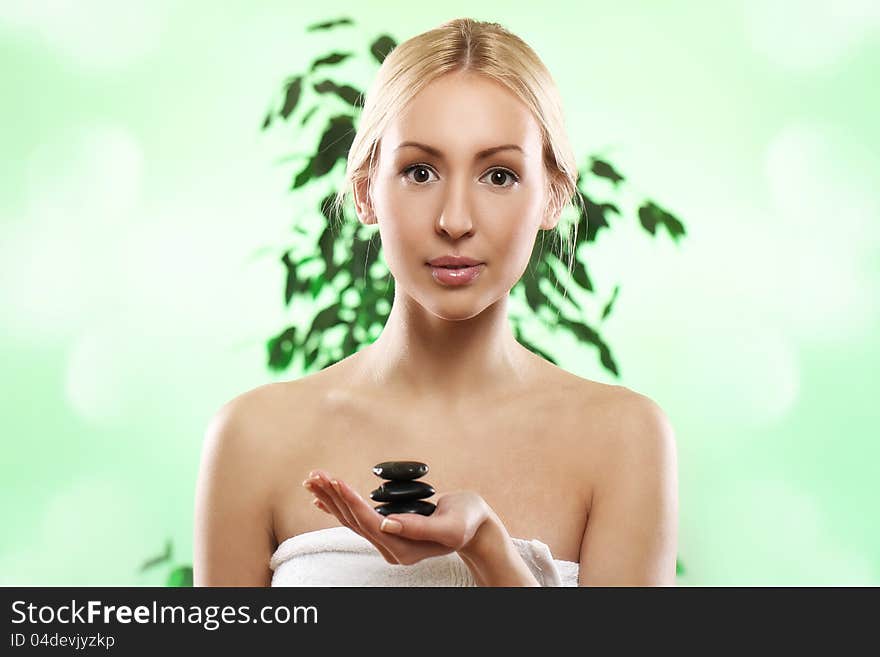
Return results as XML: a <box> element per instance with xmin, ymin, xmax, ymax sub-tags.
<box><xmin>540</xmin><ymin>183</ymin><xmax>563</xmax><ymax>231</ymax></box>
<box><xmin>542</xmin><ymin>204</ymin><xmax>562</xmax><ymax>231</ymax></box>
<box><xmin>353</xmin><ymin>176</ymin><xmax>378</xmax><ymax>225</ymax></box>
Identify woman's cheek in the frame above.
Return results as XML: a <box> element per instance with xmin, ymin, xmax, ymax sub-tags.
<box><xmin>376</xmin><ymin>221</ymin><xmax>421</xmax><ymax>278</ymax></box>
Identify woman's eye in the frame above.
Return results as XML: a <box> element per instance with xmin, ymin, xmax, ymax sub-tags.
<box><xmin>481</xmin><ymin>168</ymin><xmax>519</xmax><ymax>187</ymax></box>
<box><xmin>401</xmin><ymin>165</ymin><xmax>519</xmax><ymax>187</ymax></box>
<box><xmin>402</xmin><ymin>165</ymin><xmax>438</xmax><ymax>185</ymax></box>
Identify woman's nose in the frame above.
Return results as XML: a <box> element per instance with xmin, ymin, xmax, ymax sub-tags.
<box><xmin>435</xmin><ymin>181</ymin><xmax>475</xmax><ymax>239</ymax></box>
<box><xmin>436</xmin><ymin>213</ymin><xmax>474</xmax><ymax>240</ymax></box>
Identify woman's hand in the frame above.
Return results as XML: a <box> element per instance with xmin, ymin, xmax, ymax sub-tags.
<box><xmin>302</xmin><ymin>469</ymin><xmax>491</xmax><ymax>566</ymax></box>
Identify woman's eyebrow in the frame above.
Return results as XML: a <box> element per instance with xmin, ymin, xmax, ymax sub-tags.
<box><xmin>394</xmin><ymin>141</ymin><xmax>525</xmax><ymax>160</ymax></box>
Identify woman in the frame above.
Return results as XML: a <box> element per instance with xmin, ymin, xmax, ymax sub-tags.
<box><xmin>193</xmin><ymin>17</ymin><xmax>678</xmax><ymax>587</ymax></box>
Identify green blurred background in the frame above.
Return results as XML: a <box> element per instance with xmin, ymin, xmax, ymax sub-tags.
<box><xmin>1</xmin><ymin>0</ymin><xmax>878</xmax><ymax>585</ymax></box>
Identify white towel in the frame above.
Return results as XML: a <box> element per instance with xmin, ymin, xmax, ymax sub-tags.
<box><xmin>269</xmin><ymin>526</ymin><xmax>579</xmax><ymax>587</ymax></box>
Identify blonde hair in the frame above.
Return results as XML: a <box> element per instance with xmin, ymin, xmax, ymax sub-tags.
<box><xmin>330</xmin><ymin>17</ymin><xmax>584</xmax><ymax>278</ymax></box>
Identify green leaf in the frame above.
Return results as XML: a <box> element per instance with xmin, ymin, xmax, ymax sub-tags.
<box><xmin>557</xmin><ymin>316</ymin><xmax>620</xmax><ymax>377</ymax></box>
<box><xmin>266</xmin><ymin>326</ymin><xmax>298</xmax><ymax>371</ymax></box>
<box><xmin>300</xmin><ymin>105</ymin><xmax>319</xmax><ymax>127</ymax></box>
<box><xmin>309</xmin><ymin>273</ymin><xmax>326</xmax><ymax>300</ymax></box>
<box><xmin>313</xmin><ymin>115</ymin><xmax>355</xmax><ymax>176</ymax></box>
<box><xmin>638</xmin><ymin>201</ymin><xmax>687</xmax><ymax>242</ymax></box>
<box><xmin>138</xmin><ymin>539</ymin><xmax>172</xmax><ymax>572</ymax></box>
<box><xmin>290</xmin><ymin>115</ymin><xmax>356</xmax><ymax>190</ymax></box>
<box><xmin>320</xmin><ymin>192</ymin><xmax>343</xmax><ymax>224</ymax></box>
<box><xmin>311</xmin><ymin>303</ymin><xmax>342</xmax><ymax>332</ymax></box>
<box><xmin>166</xmin><ymin>566</ymin><xmax>193</xmax><ymax>587</ymax></box>
<box><xmin>282</xmin><ymin>251</ymin><xmax>298</xmax><ymax>305</ymax></box>
<box><xmin>571</xmin><ymin>259</ymin><xmax>593</xmax><ymax>292</ymax></box>
<box><xmin>280</xmin><ymin>76</ymin><xmax>303</xmax><ymax>120</ymax></box>
<box><xmin>306</xmin><ymin>17</ymin><xmax>355</xmax><ymax>32</ymax></box>
<box><xmin>350</xmin><ymin>235</ymin><xmax>380</xmax><ymax>283</ymax></box>
<box><xmin>543</xmin><ymin>262</ymin><xmax>569</xmax><ymax>300</ymax></box>
<box><xmin>577</xmin><ymin>193</ymin><xmax>621</xmax><ymax>243</ymax></box>
<box><xmin>590</xmin><ymin>157</ymin><xmax>625</xmax><ymax>186</ymax></box>
<box><xmin>309</xmin><ymin>51</ymin><xmax>353</xmax><ymax>72</ymax></box>
<box><xmin>601</xmin><ymin>284</ymin><xmax>620</xmax><ymax>321</ymax></box>
<box><xmin>318</xmin><ymin>225</ymin><xmax>340</xmax><ymax>280</ymax></box>
<box><xmin>312</xmin><ymin>79</ymin><xmax>364</xmax><ymax>108</ymax></box>
<box><xmin>342</xmin><ymin>324</ymin><xmax>359</xmax><ymax>356</ymax></box>
<box><xmin>370</xmin><ymin>35</ymin><xmax>397</xmax><ymax>64</ymax></box>
<box><xmin>520</xmin><ymin>273</ymin><xmax>546</xmax><ymax>313</ymax></box>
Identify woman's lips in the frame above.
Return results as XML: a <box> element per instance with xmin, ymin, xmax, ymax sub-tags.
<box><xmin>428</xmin><ymin>263</ymin><xmax>485</xmax><ymax>286</ymax></box>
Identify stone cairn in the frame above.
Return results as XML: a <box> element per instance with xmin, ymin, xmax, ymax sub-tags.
<box><xmin>370</xmin><ymin>461</ymin><xmax>437</xmax><ymax>516</ymax></box>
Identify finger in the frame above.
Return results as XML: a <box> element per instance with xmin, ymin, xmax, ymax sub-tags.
<box><xmin>305</xmin><ymin>479</ymin><xmax>343</xmax><ymax>520</ymax></box>
<box><xmin>307</xmin><ymin>472</ymin><xmax>398</xmax><ymax>563</ymax></box>
<box><xmin>320</xmin><ymin>475</ymin><xmax>361</xmax><ymax>530</ymax></box>
<box><xmin>333</xmin><ymin>479</ymin><xmax>388</xmax><ymax>534</ymax></box>
<box><xmin>330</xmin><ymin>479</ymin><xmax>400</xmax><ymax>564</ymax></box>
<box><xmin>303</xmin><ymin>475</ymin><xmax>351</xmax><ymax>529</ymax></box>
<box><xmin>313</xmin><ymin>473</ymin><xmax>401</xmax><ymax>564</ymax></box>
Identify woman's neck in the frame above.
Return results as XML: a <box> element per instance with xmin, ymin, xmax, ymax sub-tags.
<box><xmin>351</xmin><ymin>290</ymin><xmax>537</xmax><ymax>408</ymax></box>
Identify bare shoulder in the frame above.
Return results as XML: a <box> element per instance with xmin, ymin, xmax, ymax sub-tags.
<box><xmin>193</xmin><ymin>376</ymin><xmax>334</xmax><ymax>586</ymax></box>
<box><xmin>213</xmin><ymin>374</ymin><xmax>327</xmax><ymax>449</ymax></box>
<box><xmin>546</xmin><ymin>368</ymin><xmax>676</xmax><ymax>483</ymax></box>
<box><xmin>552</xmin><ymin>366</ymin><xmax>673</xmax><ymax>441</ymax></box>
<box><xmin>193</xmin><ymin>382</ymin><xmax>290</xmax><ymax>586</ymax></box>
<box><xmin>200</xmin><ymin>382</ymin><xmax>285</xmax><ymax>470</ymax></box>
<box><xmin>570</xmin><ymin>382</ymin><xmax>679</xmax><ymax>584</ymax></box>
<box><xmin>539</xmin><ymin>364</ymin><xmax>632</xmax><ymax>428</ymax></box>
<box><xmin>607</xmin><ymin>386</ymin><xmax>677</xmax><ymax>451</ymax></box>
<box><xmin>585</xmin><ymin>383</ymin><xmax>678</xmax><ymax>494</ymax></box>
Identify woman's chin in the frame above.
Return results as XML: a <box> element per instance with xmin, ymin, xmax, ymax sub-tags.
<box><xmin>422</xmin><ymin>292</ymin><xmax>507</xmax><ymax>322</ymax></box>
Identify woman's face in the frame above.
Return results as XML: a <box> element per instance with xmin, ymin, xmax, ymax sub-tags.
<box><xmin>357</xmin><ymin>71</ymin><xmax>558</xmax><ymax>320</ymax></box>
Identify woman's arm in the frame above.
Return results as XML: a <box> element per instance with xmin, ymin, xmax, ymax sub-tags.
<box><xmin>457</xmin><ymin>509</ymin><xmax>540</xmax><ymax>586</ymax></box>
<box><xmin>577</xmin><ymin>393</ymin><xmax>679</xmax><ymax>586</ymax></box>
<box><xmin>193</xmin><ymin>397</ymin><xmax>277</xmax><ymax>586</ymax></box>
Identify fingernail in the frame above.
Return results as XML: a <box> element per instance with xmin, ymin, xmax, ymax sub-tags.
<box><xmin>380</xmin><ymin>518</ymin><xmax>402</xmax><ymax>534</ymax></box>
<box><xmin>331</xmin><ymin>479</ymin><xmax>340</xmax><ymax>491</ymax></box>
<box><xmin>301</xmin><ymin>479</ymin><xmax>309</xmax><ymax>487</ymax></box>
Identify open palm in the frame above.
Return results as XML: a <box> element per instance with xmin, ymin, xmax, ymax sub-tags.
<box><xmin>303</xmin><ymin>469</ymin><xmax>490</xmax><ymax>566</ymax></box>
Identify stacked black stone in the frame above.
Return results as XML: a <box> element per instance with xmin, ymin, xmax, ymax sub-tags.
<box><xmin>370</xmin><ymin>461</ymin><xmax>436</xmax><ymax>516</ymax></box>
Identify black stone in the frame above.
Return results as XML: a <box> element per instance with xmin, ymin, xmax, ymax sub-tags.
<box><xmin>374</xmin><ymin>500</ymin><xmax>436</xmax><ymax>516</ymax></box>
<box><xmin>372</xmin><ymin>461</ymin><xmax>428</xmax><ymax>480</ymax></box>
<box><xmin>370</xmin><ymin>480</ymin><xmax>435</xmax><ymax>502</ymax></box>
